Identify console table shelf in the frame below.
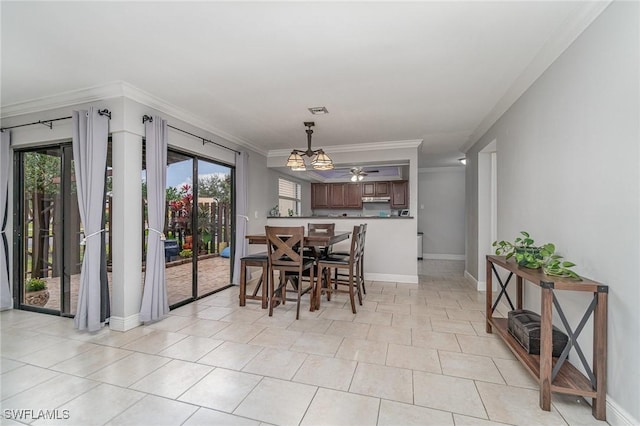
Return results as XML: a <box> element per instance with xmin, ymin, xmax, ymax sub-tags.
<box><xmin>485</xmin><ymin>255</ymin><xmax>607</xmax><ymax>421</ymax></box>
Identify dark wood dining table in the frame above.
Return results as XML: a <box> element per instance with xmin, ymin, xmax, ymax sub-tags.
<box><xmin>245</xmin><ymin>230</ymin><xmax>351</xmax><ymax>311</ymax></box>
<box><xmin>245</xmin><ymin>230</ymin><xmax>351</xmax><ymax>247</ymax></box>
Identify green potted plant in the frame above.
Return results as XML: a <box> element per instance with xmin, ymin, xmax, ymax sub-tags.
<box><xmin>179</xmin><ymin>249</ymin><xmax>193</xmax><ymax>258</ymax></box>
<box><xmin>541</xmin><ymin>244</ymin><xmax>581</xmax><ymax>279</ymax></box>
<box><xmin>25</xmin><ymin>277</ymin><xmax>50</xmax><ymax>306</ymax></box>
<box><xmin>493</xmin><ymin>231</ymin><xmax>581</xmax><ymax>279</ymax></box>
<box><xmin>492</xmin><ymin>231</ymin><xmax>545</xmax><ymax>268</ymax></box>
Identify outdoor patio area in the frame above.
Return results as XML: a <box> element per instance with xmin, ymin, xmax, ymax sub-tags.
<box><xmin>38</xmin><ymin>256</ymin><xmax>231</xmax><ymax>313</ymax></box>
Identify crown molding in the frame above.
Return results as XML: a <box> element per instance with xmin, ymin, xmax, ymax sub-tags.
<box><xmin>0</xmin><ymin>81</ymin><xmax>126</xmax><ymax>118</ymax></box>
<box><xmin>0</xmin><ymin>81</ymin><xmax>268</xmax><ymax>156</ymax></box>
<box><xmin>419</xmin><ymin>166</ymin><xmax>465</xmax><ymax>173</ymax></box>
<box><xmin>267</xmin><ymin>139</ymin><xmax>423</xmax><ymax>158</ymax></box>
<box><xmin>460</xmin><ymin>0</ymin><xmax>612</xmax><ymax>153</ymax></box>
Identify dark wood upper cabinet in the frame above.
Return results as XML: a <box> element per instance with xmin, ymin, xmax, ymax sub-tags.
<box><xmin>345</xmin><ymin>183</ymin><xmax>362</xmax><ymax>208</ymax></box>
<box><xmin>311</xmin><ymin>183</ymin><xmax>330</xmax><ymax>209</ymax></box>
<box><xmin>312</xmin><ymin>183</ymin><xmax>362</xmax><ymax>209</ymax></box>
<box><xmin>390</xmin><ymin>180</ymin><xmax>408</xmax><ymax>208</ymax></box>
<box><xmin>375</xmin><ymin>181</ymin><xmax>390</xmax><ymax>197</ymax></box>
<box><xmin>362</xmin><ymin>182</ymin><xmax>376</xmax><ymax>197</ymax></box>
<box><xmin>362</xmin><ymin>181</ymin><xmax>390</xmax><ymax>197</ymax></box>
<box><xmin>330</xmin><ymin>183</ymin><xmax>346</xmax><ymax>207</ymax></box>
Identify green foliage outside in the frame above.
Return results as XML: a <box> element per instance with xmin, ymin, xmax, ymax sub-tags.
<box><xmin>24</xmin><ymin>152</ymin><xmax>60</xmax><ymax>195</ymax></box>
<box><xmin>26</xmin><ymin>277</ymin><xmax>47</xmax><ymax>292</ymax></box>
<box><xmin>179</xmin><ymin>249</ymin><xmax>193</xmax><ymax>258</ymax></box>
<box><xmin>197</xmin><ymin>174</ymin><xmax>231</xmax><ymax>203</ymax></box>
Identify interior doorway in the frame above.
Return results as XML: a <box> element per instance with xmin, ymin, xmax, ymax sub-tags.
<box><xmin>477</xmin><ymin>140</ymin><xmax>497</xmax><ymax>290</ymax></box>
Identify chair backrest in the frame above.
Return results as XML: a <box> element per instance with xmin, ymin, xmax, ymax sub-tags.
<box><xmin>359</xmin><ymin>223</ymin><xmax>367</xmax><ymax>257</ymax></box>
<box><xmin>265</xmin><ymin>226</ymin><xmax>305</xmax><ymax>269</ymax></box>
<box><xmin>346</xmin><ymin>224</ymin><xmax>362</xmax><ymax>264</ymax></box>
<box><xmin>308</xmin><ymin>223</ymin><xmax>335</xmax><ymax>233</ymax></box>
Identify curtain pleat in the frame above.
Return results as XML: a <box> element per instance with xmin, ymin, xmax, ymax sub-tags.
<box><xmin>0</xmin><ymin>131</ymin><xmax>12</xmax><ymax>310</ymax></box>
<box><xmin>73</xmin><ymin>108</ymin><xmax>109</xmax><ymax>331</ymax></box>
<box><xmin>140</xmin><ymin>116</ymin><xmax>169</xmax><ymax>322</ymax></box>
<box><xmin>232</xmin><ymin>151</ymin><xmax>248</xmax><ymax>285</ymax></box>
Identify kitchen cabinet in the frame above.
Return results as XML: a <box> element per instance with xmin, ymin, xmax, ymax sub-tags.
<box><xmin>330</xmin><ymin>183</ymin><xmax>346</xmax><ymax>207</ymax></box>
<box><xmin>312</xmin><ymin>183</ymin><xmax>361</xmax><ymax>209</ymax></box>
<box><xmin>391</xmin><ymin>181</ymin><xmax>408</xmax><ymax>208</ymax></box>
<box><xmin>311</xmin><ymin>183</ymin><xmax>330</xmax><ymax>209</ymax></box>
<box><xmin>362</xmin><ymin>181</ymin><xmax>390</xmax><ymax>197</ymax></box>
<box><xmin>345</xmin><ymin>183</ymin><xmax>362</xmax><ymax>208</ymax></box>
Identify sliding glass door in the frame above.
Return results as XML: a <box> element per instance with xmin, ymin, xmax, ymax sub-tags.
<box><xmin>156</xmin><ymin>150</ymin><xmax>233</xmax><ymax>308</ymax></box>
<box><xmin>16</xmin><ymin>145</ymin><xmax>76</xmax><ymax>314</ymax></box>
<box><xmin>196</xmin><ymin>158</ymin><xmax>232</xmax><ymax>298</ymax></box>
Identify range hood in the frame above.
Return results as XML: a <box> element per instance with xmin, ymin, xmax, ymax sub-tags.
<box><xmin>362</xmin><ymin>196</ymin><xmax>391</xmax><ymax>203</ymax></box>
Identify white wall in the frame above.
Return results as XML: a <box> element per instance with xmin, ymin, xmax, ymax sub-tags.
<box><xmin>417</xmin><ymin>167</ymin><xmax>465</xmax><ymax>259</ymax></box>
<box><xmin>266</xmin><ymin>217</ymin><xmax>418</xmax><ymax>283</ymax></box>
<box><xmin>465</xmin><ymin>2</ymin><xmax>639</xmax><ymax>423</ymax></box>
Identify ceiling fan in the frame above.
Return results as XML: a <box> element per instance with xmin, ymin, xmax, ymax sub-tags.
<box><xmin>348</xmin><ymin>167</ymin><xmax>379</xmax><ymax>182</ymax></box>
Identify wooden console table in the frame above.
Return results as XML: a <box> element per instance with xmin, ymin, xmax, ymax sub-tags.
<box><xmin>485</xmin><ymin>255</ymin><xmax>608</xmax><ymax>421</ymax></box>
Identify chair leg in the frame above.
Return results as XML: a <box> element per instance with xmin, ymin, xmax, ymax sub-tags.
<box><xmin>324</xmin><ymin>267</ymin><xmax>332</xmax><ymax>302</ymax></box>
<box><xmin>268</xmin><ymin>269</ymin><xmax>275</xmax><ymax>317</ymax></box>
<box><xmin>296</xmin><ymin>275</ymin><xmax>302</xmax><ymax>320</ymax></box>
<box><xmin>355</xmin><ymin>269</ymin><xmax>363</xmax><ymax>306</ymax></box>
<box><xmin>281</xmin><ymin>273</ymin><xmax>286</xmax><ymax>305</ymax></box>
<box><xmin>261</xmin><ymin>263</ymin><xmax>268</xmax><ymax>309</ymax></box>
<box><xmin>360</xmin><ymin>257</ymin><xmax>366</xmax><ymax>295</ymax></box>
<box><xmin>348</xmin><ymin>274</ymin><xmax>357</xmax><ymax>314</ymax></box>
<box><xmin>239</xmin><ymin>261</ymin><xmax>247</xmax><ymax>307</ymax></box>
<box><xmin>310</xmin><ymin>267</ymin><xmax>316</xmax><ymax>312</ymax></box>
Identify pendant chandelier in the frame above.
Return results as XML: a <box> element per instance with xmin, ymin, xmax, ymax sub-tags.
<box><xmin>286</xmin><ymin>122</ymin><xmax>334</xmax><ymax>171</ymax></box>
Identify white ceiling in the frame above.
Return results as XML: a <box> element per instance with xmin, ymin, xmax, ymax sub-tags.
<box><xmin>1</xmin><ymin>1</ymin><xmax>607</xmax><ymax>167</ymax></box>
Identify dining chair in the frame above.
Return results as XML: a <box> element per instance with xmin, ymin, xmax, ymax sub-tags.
<box><xmin>331</xmin><ymin>223</ymin><xmax>367</xmax><ymax>295</ymax></box>
<box><xmin>239</xmin><ymin>252</ymin><xmax>269</xmax><ymax>309</ymax></box>
<box><xmin>316</xmin><ymin>225</ymin><xmax>363</xmax><ymax>313</ymax></box>
<box><xmin>306</xmin><ymin>223</ymin><xmax>336</xmax><ymax>259</ymax></box>
<box><xmin>265</xmin><ymin>226</ymin><xmax>316</xmax><ymax>319</ymax></box>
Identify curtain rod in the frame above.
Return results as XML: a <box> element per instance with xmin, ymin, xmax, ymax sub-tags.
<box><xmin>0</xmin><ymin>109</ymin><xmax>112</xmax><ymax>132</ymax></box>
<box><xmin>142</xmin><ymin>115</ymin><xmax>241</xmax><ymax>155</ymax></box>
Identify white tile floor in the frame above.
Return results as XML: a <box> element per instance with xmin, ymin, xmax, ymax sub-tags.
<box><xmin>1</xmin><ymin>260</ymin><xmax>607</xmax><ymax>426</ymax></box>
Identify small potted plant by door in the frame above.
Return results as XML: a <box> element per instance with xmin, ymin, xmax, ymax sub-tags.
<box><xmin>25</xmin><ymin>277</ymin><xmax>50</xmax><ymax>307</ymax></box>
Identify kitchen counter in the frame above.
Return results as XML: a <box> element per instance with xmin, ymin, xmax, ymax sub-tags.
<box><xmin>266</xmin><ymin>216</ymin><xmax>418</xmax><ymax>283</ymax></box>
<box><xmin>267</xmin><ymin>216</ymin><xmax>414</xmax><ymax>219</ymax></box>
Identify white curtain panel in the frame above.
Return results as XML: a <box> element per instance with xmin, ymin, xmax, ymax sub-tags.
<box><xmin>0</xmin><ymin>130</ymin><xmax>12</xmax><ymax>310</ymax></box>
<box><xmin>73</xmin><ymin>108</ymin><xmax>109</xmax><ymax>331</ymax></box>
<box><xmin>232</xmin><ymin>151</ymin><xmax>248</xmax><ymax>285</ymax></box>
<box><xmin>140</xmin><ymin>116</ymin><xmax>169</xmax><ymax>322</ymax></box>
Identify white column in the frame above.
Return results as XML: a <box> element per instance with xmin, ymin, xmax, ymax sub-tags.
<box><xmin>110</xmin><ymin>130</ymin><xmax>143</xmax><ymax>331</ymax></box>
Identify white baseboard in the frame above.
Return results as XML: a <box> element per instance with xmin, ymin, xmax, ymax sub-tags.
<box><xmin>365</xmin><ymin>273</ymin><xmax>418</xmax><ymax>284</ymax></box>
<box><xmin>423</xmin><ymin>253</ymin><xmax>466</xmax><ymax>261</ymax></box>
<box><xmin>109</xmin><ymin>314</ymin><xmax>141</xmax><ymax>332</ymax></box>
<box><xmin>464</xmin><ymin>270</ymin><xmax>477</xmax><ymax>287</ymax></box>
<box><xmin>464</xmin><ymin>270</ymin><xmax>496</xmax><ymax>292</ymax></box>
<box><xmin>606</xmin><ymin>396</ymin><xmax>638</xmax><ymax>426</ymax></box>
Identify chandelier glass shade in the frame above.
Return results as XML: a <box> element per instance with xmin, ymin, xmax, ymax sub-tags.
<box><xmin>287</xmin><ymin>122</ymin><xmax>334</xmax><ymax>170</ymax></box>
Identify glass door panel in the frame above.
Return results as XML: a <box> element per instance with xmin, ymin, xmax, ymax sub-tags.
<box><xmin>165</xmin><ymin>152</ymin><xmax>194</xmax><ymax>306</ymax></box>
<box><xmin>21</xmin><ymin>148</ymin><xmax>63</xmax><ymax>312</ymax></box>
<box><xmin>196</xmin><ymin>159</ymin><xmax>232</xmax><ymax>298</ymax></box>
